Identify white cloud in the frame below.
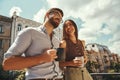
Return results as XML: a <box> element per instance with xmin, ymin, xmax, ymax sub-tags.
<box><xmin>44</xmin><ymin>0</ymin><xmax>120</xmax><ymax>54</ymax></box>
<box><xmin>9</xmin><ymin>6</ymin><xmax>22</xmax><ymax>17</ymax></box>
<box><xmin>47</xmin><ymin>0</ymin><xmax>58</xmax><ymax>7</ymax></box>
<box><xmin>98</xmin><ymin>0</ymin><xmax>112</xmax><ymax>10</ymax></box>
<box><xmin>99</xmin><ymin>27</ymin><xmax>111</xmax><ymax>35</ymax></box>
<box><xmin>109</xmin><ymin>31</ymin><xmax>120</xmax><ymax>42</ymax></box>
<box><xmin>78</xmin><ymin>27</ymin><xmax>98</xmax><ymax>41</ymax></box>
<box><xmin>109</xmin><ymin>41</ymin><xmax>120</xmax><ymax>54</ymax></box>
<box><xmin>33</xmin><ymin>8</ymin><xmax>46</xmax><ymax>23</ymax></box>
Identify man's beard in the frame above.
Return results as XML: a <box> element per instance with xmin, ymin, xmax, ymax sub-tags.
<box><xmin>49</xmin><ymin>18</ymin><xmax>59</xmax><ymax>29</ymax></box>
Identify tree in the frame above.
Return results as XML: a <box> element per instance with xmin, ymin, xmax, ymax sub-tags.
<box><xmin>0</xmin><ymin>64</ymin><xmax>26</xmax><ymax>80</ymax></box>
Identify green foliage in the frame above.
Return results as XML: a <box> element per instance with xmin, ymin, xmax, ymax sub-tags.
<box><xmin>14</xmin><ymin>70</ymin><xmax>26</xmax><ymax>80</ymax></box>
<box><xmin>0</xmin><ymin>64</ymin><xmax>26</xmax><ymax>80</ymax></box>
<box><xmin>86</xmin><ymin>61</ymin><xmax>94</xmax><ymax>73</ymax></box>
<box><xmin>110</xmin><ymin>62</ymin><xmax>120</xmax><ymax>73</ymax></box>
<box><xmin>0</xmin><ymin>64</ymin><xmax>10</xmax><ymax>80</ymax></box>
<box><xmin>114</xmin><ymin>62</ymin><xmax>120</xmax><ymax>72</ymax></box>
<box><xmin>86</xmin><ymin>61</ymin><xmax>101</xmax><ymax>73</ymax></box>
<box><xmin>86</xmin><ymin>61</ymin><xmax>120</xmax><ymax>80</ymax></box>
<box><xmin>110</xmin><ymin>62</ymin><xmax>116</xmax><ymax>69</ymax></box>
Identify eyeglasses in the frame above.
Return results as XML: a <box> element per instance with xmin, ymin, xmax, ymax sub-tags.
<box><xmin>50</xmin><ymin>11</ymin><xmax>63</xmax><ymax>23</ymax></box>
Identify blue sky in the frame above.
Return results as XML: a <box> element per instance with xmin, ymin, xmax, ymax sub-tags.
<box><xmin>0</xmin><ymin>0</ymin><xmax>120</xmax><ymax>55</ymax></box>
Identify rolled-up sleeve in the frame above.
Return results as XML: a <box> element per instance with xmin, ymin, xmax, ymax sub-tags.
<box><xmin>4</xmin><ymin>28</ymin><xmax>32</xmax><ymax>58</ymax></box>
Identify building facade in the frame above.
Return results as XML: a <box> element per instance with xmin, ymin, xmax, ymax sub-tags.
<box><xmin>0</xmin><ymin>12</ymin><xmax>41</xmax><ymax>64</ymax></box>
<box><xmin>0</xmin><ymin>15</ymin><xmax>12</xmax><ymax>63</ymax></box>
<box><xmin>86</xmin><ymin>43</ymin><xmax>120</xmax><ymax>73</ymax></box>
<box><xmin>11</xmin><ymin>12</ymin><xmax>41</xmax><ymax>44</ymax></box>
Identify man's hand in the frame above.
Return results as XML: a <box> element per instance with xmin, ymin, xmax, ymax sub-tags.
<box><xmin>42</xmin><ymin>49</ymin><xmax>58</xmax><ymax>62</ymax></box>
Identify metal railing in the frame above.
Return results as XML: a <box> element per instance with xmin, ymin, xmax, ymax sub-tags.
<box><xmin>90</xmin><ymin>73</ymin><xmax>120</xmax><ymax>80</ymax></box>
<box><xmin>91</xmin><ymin>73</ymin><xmax>120</xmax><ymax>75</ymax></box>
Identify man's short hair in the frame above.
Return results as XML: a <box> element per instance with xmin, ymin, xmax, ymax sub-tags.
<box><xmin>44</xmin><ymin>8</ymin><xmax>63</xmax><ymax>22</ymax></box>
<box><xmin>47</xmin><ymin>8</ymin><xmax>64</xmax><ymax>17</ymax></box>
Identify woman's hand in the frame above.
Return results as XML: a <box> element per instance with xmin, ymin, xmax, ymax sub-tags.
<box><xmin>67</xmin><ymin>59</ymin><xmax>83</xmax><ymax>67</ymax></box>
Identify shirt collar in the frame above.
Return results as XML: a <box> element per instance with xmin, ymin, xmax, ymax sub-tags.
<box><xmin>40</xmin><ymin>25</ymin><xmax>55</xmax><ymax>35</ymax></box>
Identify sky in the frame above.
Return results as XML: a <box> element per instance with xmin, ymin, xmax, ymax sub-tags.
<box><xmin>0</xmin><ymin>0</ymin><xmax>120</xmax><ymax>55</ymax></box>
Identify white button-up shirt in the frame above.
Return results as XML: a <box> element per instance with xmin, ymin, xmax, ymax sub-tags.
<box><xmin>4</xmin><ymin>25</ymin><xmax>63</xmax><ymax>80</ymax></box>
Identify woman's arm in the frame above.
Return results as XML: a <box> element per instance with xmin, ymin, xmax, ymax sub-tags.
<box><xmin>81</xmin><ymin>40</ymin><xmax>88</xmax><ymax>64</ymax></box>
<box><xmin>59</xmin><ymin>40</ymin><xmax>83</xmax><ymax>68</ymax></box>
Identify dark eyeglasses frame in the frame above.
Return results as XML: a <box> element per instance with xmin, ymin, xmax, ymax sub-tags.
<box><xmin>50</xmin><ymin>11</ymin><xmax>63</xmax><ymax>23</ymax></box>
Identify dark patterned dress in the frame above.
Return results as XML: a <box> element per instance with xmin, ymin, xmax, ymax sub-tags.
<box><xmin>64</xmin><ymin>39</ymin><xmax>93</xmax><ymax>80</ymax></box>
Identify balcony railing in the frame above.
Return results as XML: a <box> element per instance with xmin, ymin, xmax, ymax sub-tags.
<box><xmin>90</xmin><ymin>73</ymin><xmax>120</xmax><ymax>80</ymax></box>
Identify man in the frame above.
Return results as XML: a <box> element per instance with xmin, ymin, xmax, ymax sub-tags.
<box><xmin>2</xmin><ymin>8</ymin><xmax>64</xmax><ymax>80</ymax></box>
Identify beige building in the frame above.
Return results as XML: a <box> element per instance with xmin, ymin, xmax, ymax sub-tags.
<box><xmin>0</xmin><ymin>12</ymin><xmax>41</xmax><ymax>64</ymax></box>
<box><xmin>11</xmin><ymin>11</ymin><xmax>41</xmax><ymax>44</ymax></box>
<box><xmin>0</xmin><ymin>15</ymin><xmax>12</xmax><ymax>63</ymax></box>
<box><xmin>110</xmin><ymin>53</ymin><xmax>119</xmax><ymax>63</ymax></box>
<box><xmin>86</xmin><ymin>43</ymin><xmax>113</xmax><ymax>72</ymax></box>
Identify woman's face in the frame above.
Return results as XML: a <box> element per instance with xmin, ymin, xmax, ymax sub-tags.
<box><xmin>64</xmin><ymin>21</ymin><xmax>75</xmax><ymax>35</ymax></box>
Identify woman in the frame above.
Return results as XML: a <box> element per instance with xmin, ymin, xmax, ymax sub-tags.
<box><xmin>59</xmin><ymin>19</ymin><xmax>93</xmax><ymax>80</ymax></box>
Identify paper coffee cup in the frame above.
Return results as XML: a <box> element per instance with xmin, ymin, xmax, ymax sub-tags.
<box><xmin>75</xmin><ymin>56</ymin><xmax>84</xmax><ymax>67</ymax></box>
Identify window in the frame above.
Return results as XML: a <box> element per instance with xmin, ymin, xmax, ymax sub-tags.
<box><xmin>92</xmin><ymin>44</ymin><xmax>95</xmax><ymax>47</ymax></box>
<box><xmin>0</xmin><ymin>25</ymin><xmax>4</xmax><ymax>33</ymax></box>
<box><xmin>17</xmin><ymin>24</ymin><xmax>22</xmax><ymax>31</ymax></box>
<box><xmin>103</xmin><ymin>55</ymin><xmax>108</xmax><ymax>63</ymax></box>
<box><xmin>25</xmin><ymin>25</ymin><xmax>28</xmax><ymax>28</ymax></box>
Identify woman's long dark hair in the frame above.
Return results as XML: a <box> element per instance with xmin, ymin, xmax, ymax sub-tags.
<box><xmin>63</xmin><ymin>19</ymin><xmax>78</xmax><ymax>40</ymax></box>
